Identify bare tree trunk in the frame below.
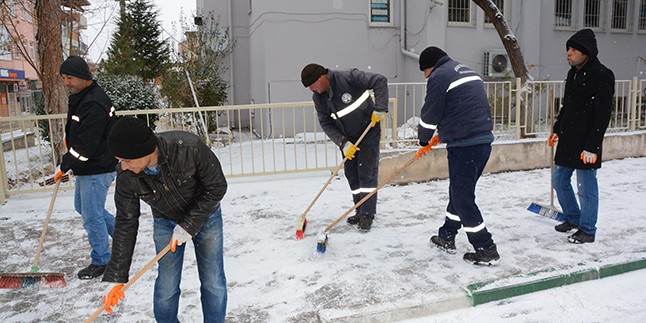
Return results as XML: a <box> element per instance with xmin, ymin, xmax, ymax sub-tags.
<box><xmin>36</xmin><ymin>0</ymin><xmax>68</xmax><ymax>162</ymax></box>
<box><xmin>472</xmin><ymin>0</ymin><xmax>533</xmax><ymax>137</ymax></box>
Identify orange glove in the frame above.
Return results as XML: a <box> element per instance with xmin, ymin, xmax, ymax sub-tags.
<box><xmin>547</xmin><ymin>134</ymin><xmax>558</xmax><ymax>147</ymax></box>
<box><xmin>53</xmin><ymin>171</ymin><xmax>65</xmax><ymax>183</ymax></box>
<box><xmin>103</xmin><ymin>283</ymin><xmax>125</xmax><ymax>314</ymax></box>
<box><xmin>580</xmin><ymin>150</ymin><xmax>597</xmax><ymax>164</ymax></box>
<box><xmin>416</xmin><ymin>135</ymin><xmax>441</xmax><ymax>160</ymax></box>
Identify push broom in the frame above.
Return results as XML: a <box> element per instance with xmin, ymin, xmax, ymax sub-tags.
<box><xmin>527</xmin><ymin>88</ymin><xmax>565</xmax><ymax>221</ymax></box>
<box><xmin>295</xmin><ymin>122</ymin><xmax>373</xmax><ymax>240</ymax></box>
<box><xmin>84</xmin><ymin>243</ymin><xmax>172</xmax><ymax>322</ymax></box>
<box><xmin>316</xmin><ymin>146</ymin><xmax>433</xmax><ymax>253</ymax></box>
<box><xmin>0</xmin><ymin>178</ymin><xmax>66</xmax><ymax>288</ymax></box>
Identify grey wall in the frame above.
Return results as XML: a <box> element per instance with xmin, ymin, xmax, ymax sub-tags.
<box><xmin>198</xmin><ymin>0</ymin><xmax>646</xmax><ymax>110</ymax></box>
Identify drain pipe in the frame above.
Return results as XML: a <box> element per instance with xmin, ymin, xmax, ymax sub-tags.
<box><xmin>399</xmin><ymin>0</ymin><xmax>419</xmax><ymax>61</ymax></box>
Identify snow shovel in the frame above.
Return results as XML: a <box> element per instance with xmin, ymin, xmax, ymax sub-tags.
<box><xmin>295</xmin><ymin>122</ymin><xmax>373</xmax><ymax>240</ymax></box>
<box><xmin>316</xmin><ymin>151</ymin><xmax>425</xmax><ymax>253</ymax></box>
<box><xmin>527</xmin><ymin>89</ymin><xmax>565</xmax><ymax>222</ymax></box>
<box><xmin>85</xmin><ymin>243</ymin><xmax>172</xmax><ymax>322</ymax></box>
<box><xmin>0</xmin><ymin>178</ymin><xmax>66</xmax><ymax>289</ymax></box>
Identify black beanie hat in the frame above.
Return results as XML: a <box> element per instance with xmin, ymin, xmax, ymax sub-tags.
<box><xmin>59</xmin><ymin>55</ymin><xmax>93</xmax><ymax>80</ymax></box>
<box><xmin>566</xmin><ymin>28</ymin><xmax>598</xmax><ymax>58</ymax></box>
<box><xmin>419</xmin><ymin>46</ymin><xmax>447</xmax><ymax>71</ymax></box>
<box><xmin>301</xmin><ymin>63</ymin><xmax>327</xmax><ymax>87</ymax></box>
<box><xmin>108</xmin><ymin>117</ymin><xmax>157</xmax><ymax>159</ymax></box>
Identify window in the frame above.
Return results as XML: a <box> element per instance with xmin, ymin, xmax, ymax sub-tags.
<box><xmin>484</xmin><ymin>0</ymin><xmax>506</xmax><ymax>25</ymax></box>
<box><xmin>369</xmin><ymin>0</ymin><xmax>393</xmax><ymax>27</ymax></box>
<box><xmin>584</xmin><ymin>0</ymin><xmax>602</xmax><ymax>29</ymax></box>
<box><xmin>448</xmin><ymin>0</ymin><xmax>474</xmax><ymax>25</ymax></box>
<box><xmin>0</xmin><ymin>28</ymin><xmax>12</xmax><ymax>61</ymax></box>
<box><xmin>639</xmin><ymin>0</ymin><xmax>646</xmax><ymax>31</ymax></box>
<box><xmin>611</xmin><ymin>0</ymin><xmax>630</xmax><ymax>30</ymax></box>
<box><xmin>555</xmin><ymin>0</ymin><xmax>574</xmax><ymax>28</ymax></box>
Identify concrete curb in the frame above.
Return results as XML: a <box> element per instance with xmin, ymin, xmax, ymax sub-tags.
<box><xmin>322</xmin><ymin>257</ymin><xmax>646</xmax><ymax>322</ymax></box>
<box><xmin>464</xmin><ymin>257</ymin><xmax>646</xmax><ymax>306</ymax></box>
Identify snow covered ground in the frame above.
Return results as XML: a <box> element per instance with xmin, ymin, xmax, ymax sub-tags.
<box><xmin>1</xmin><ymin>155</ymin><xmax>645</xmax><ymax>322</ymax></box>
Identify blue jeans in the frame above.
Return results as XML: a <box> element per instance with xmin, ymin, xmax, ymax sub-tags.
<box><xmin>153</xmin><ymin>208</ymin><xmax>227</xmax><ymax>323</ymax></box>
<box><xmin>552</xmin><ymin>165</ymin><xmax>599</xmax><ymax>235</ymax></box>
<box><xmin>440</xmin><ymin>144</ymin><xmax>494</xmax><ymax>250</ymax></box>
<box><xmin>74</xmin><ymin>172</ymin><xmax>116</xmax><ymax>265</ymax></box>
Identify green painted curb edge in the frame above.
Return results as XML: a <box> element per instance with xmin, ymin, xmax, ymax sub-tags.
<box><xmin>463</xmin><ymin>258</ymin><xmax>646</xmax><ymax>306</ymax></box>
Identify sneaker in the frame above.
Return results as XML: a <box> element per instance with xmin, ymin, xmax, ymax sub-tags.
<box><xmin>555</xmin><ymin>221</ymin><xmax>577</xmax><ymax>233</ymax></box>
<box><xmin>358</xmin><ymin>214</ymin><xmax>374</xmax><ymax>232</ymax></box>
<box><xmin>347</xmin><ymin>213</ymin><xmax>361</xmax><ymax>226</ymax></box>
<box><xmin>568</xmin><ymin>230</ymin><xmax>595</xmax><ymax>244</ymax></box>
<box><xmin>463</xmin><ymin>244</ymin><xmax>500</xmax><ymax>266</ymax></box>
<box><xmin>78</xmin><ymin>264</ymin><xmax>107</xmax><ymax>280</ymax></box>
<box><xmin>430</xmin><ymin>235</ymin><xmax>456</xmax><ymax>254</ymax></box>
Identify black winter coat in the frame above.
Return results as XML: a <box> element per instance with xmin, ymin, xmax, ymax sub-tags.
<box><xmin>553</xmin><ymin>56</ymin><xmax>615</xmax><ymax>170</ymax></box>
<box><xmin>102</xmin><ymin>131</ymin><xmax>228</xmax><ymax>283</ymax></box>
<box><xmin>61</xmin><ymin>81</ymin><xmax>117</xmax><ymax>175</ymax></box>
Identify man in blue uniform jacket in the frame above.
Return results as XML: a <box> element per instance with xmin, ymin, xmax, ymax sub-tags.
<box><xmin>301</xmin><ymin>63</ymin><xmax>388</xmax><ymax>231</ymax></box>
<box><xmin>417</xmin><ymin>47</ymin><xmax>500</xmax><ymax>265</ymax></box>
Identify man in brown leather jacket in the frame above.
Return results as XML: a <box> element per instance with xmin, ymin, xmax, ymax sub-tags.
<box><xmin>101</xmin><ymin>117</ymin><xmax>228</xmax><ymax>322</ymax></box>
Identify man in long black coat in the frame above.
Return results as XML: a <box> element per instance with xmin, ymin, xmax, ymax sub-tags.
<box><xmin>549</xmin><ymin>28</ymin><xmax>615</xmax><ymax>244</ymax></box>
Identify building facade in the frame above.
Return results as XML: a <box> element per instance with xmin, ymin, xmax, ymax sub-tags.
<box><xmin>197</xmin><ymin>0</ymin><xmax>646</xmax><ymax>106</ymax></box>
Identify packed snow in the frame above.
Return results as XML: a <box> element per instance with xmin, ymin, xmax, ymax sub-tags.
<box><xmin>1</xmin><ymin>153</ymin><xmax>645</xmax><ymax>322</ymax></box>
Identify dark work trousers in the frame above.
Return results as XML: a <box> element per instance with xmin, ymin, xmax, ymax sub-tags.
<box><xmin>344</xmin><ymin>141</ymin><xmax>380</xmax><ymax>216</ymax></box>
<box><xmin>438</xmin><ymin>143</ymin><xmax>494</xmax><ymax>250</ymax></box>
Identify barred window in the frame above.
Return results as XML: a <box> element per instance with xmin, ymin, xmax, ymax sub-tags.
<box><xmin>639</xmin><ymin>0</ymin><xmax>646</xmax><ymax>30</ymax></box>
<box><xmin>448</xmin><ymin>0</ymin><xmax>472</xmax><ymax>24</ymax></box>
<box><xmin>555</xmin><ymin>0</ymin><xmax>574</xmax><ymax>28</ymax></box>
<box><xmin>611</xmin><ymin>0</ymin><xmax>629</xmax><ymax>30</ymax></box>
<box><xmin>584</xmin><ymin>0</ymin><xmax>602</xmax><ymax>28</ymax></box>
<box><xmin>484</xmin><ymin>0</ymin><xmax>505</xmax><ymax>25</ymax></box>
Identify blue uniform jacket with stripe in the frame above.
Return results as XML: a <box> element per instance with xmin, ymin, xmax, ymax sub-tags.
<box><xmin>312</xmin><ymin>68</ymin><xmax>388</xmax><ymax>148</ymax></box>
<box><xmin>418</xmin><ymin>56</ymin><xmax>493</xmax><ymax>147</ymax></box>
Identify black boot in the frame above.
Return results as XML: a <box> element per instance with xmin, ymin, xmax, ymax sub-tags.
<box><xmin>347</xmin><ymin>213</ymin><xmax>361</xmax><ymax>226</ymax></box>
<box><xmin>555</xmin><ymin>221</ymin><xmax>577</xmax><ymax>233</ymax></box>
<box><xmin>78</xmin><ymin>264</ymin><xmax>107</xmax><ymax>280</ymax></box>
<box><xmin>463</xmin><ymin>244</ymin><xmax>500</xmax><ymax>266</ymax></box>
<box><xmin>430</xmin><ymin>235</ymin><xmax>456</xmax><ymax>254</ymax></box>
<box><xmin>358</xmin><ymin>214</ymin><xmax>374</xmax><ymax>232</ymax></box>
<box><xmin>568</xmin><ymin>230</ymin><xmax>595</xmax><ymax>244</ymax></box>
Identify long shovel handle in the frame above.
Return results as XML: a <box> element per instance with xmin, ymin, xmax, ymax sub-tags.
<box><xmin>84</xmin><ymin>244</ymin><xmax>172</xmax><ymax>322</ymax></box>
<box><xmin>548</xmin><ymin>88</ymin><xmax>557</xmax><ymax>208</ymax></box>
<box><xmin>323</xmin><ymin>153</ymin><xmax>419</xmax><ymax>233</ymax></box>
<box><xmin>32</xmin><ymin>178</ymin><xmax>61</xmax><ymax>270</ymax></box>
<box><xmin>298</xmin><ymin>123</ymin><xmax>374</xmax><ymax>221</ymax></box>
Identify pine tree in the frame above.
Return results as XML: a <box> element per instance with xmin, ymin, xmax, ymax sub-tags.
<box><xmin>103</xmin><ymin>0</ymin><xmax>170</xmax><ymax>82</ymax></box>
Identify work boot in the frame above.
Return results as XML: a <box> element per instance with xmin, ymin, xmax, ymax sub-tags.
<box><xmin>567</xmin><ymin>230</ymin><xmax>595</xmax><ymax>244</ymax></box>
<box><xmin>463</xmin><ymin>244</ymin><xmax>500</xmax><ymax>266</ymax></box>
<box><xmin>555</xmin><ymin>221</ymin><xmax>577</xmax><ymax>233</ymax></box>
<box><xmin>358</xmin><ymin>214</ymin><xmax>374</xmax><ymax>232</ymax></box>
<box><xmin>347</xmin><ymin>213</ymin><xmax>361</xmax><ymax>226</ymax></box>
<box><xmin>430</xmin><ymin>235</ymin><xmax>456</xmax><ymax>254</ymax></box>
<box><xmin>78</xmin><ymin>264</ymin><xmax>107</xmax><ymax>280</ymax></box>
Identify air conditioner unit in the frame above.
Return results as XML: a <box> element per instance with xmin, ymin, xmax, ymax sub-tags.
<box><xmin>483</xmin><ymin>49</ymin><xmax>511</xmax><ymax>78</ymax></box>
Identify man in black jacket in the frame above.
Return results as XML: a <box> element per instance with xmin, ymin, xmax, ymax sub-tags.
<box><xmin>57</xmin><ymin>56</ymin><xmax>118</xmax><ymax>279</ymax></box>
<box><xmin>301</xmin><ymin>63</ymin><xmax>388</xmax><ymax>231</ymax></box>
<box><xmin>102</xmin><ymin>117</ymin><xmax>228</xmax><ymax>322</ymax></box>
<box><xmin>549</xmin><ymin>29</ymin><xmax>615</xmax><ymax>244</ymax></box>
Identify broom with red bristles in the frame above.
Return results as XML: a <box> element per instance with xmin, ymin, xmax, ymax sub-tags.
<box><xmin>0</xmin><ymin>178</ymin><xmax>66</xmax><ymax>288</ymax></box>
<box><xmin>295</xmin><ymin>122</ymin><xmax>373</xmax><ymax>240</ymax></box>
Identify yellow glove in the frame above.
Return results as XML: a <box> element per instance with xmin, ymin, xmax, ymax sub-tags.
<box><xmin>342</xmin><ymin>142</ymin><xmax>359</xmax><ymax>160</ymax></box>
<box><xmin>370</xmin><ymin>111</ymin><xmax>387</xmax><ymax>127</ymax></box>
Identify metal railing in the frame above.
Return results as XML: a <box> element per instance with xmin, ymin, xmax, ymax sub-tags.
<box><xmin>1</xmin><ymin>78</ymin><xmax>644</xmax><ymax>201</ymax></box>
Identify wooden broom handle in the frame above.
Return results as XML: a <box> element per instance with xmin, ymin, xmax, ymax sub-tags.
<box><xmin>84</xmin><ymin>244</ymin><xmax>172</xmax><ymax>322</ymax></box>
<box><xmin>32</xmin><ymin>178</ymin><xmax>61</xmax><ymax>269</ymax></box>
